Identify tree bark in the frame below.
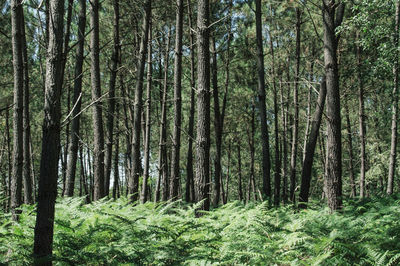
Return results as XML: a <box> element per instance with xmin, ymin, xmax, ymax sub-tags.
<box><xmin>64</xmin><ymin>0</ymin><xmax>86</xmax><ymax>197</ymax></box>
<box><xmin>141</xmin><ymin>22</ymin><xmax>152</xmax><ymax>203</ymax></box>
<box><xmin>237</xmin><ymin>141</ymin><xmax>243</xmax><ymax>201</ymax></box>
<box><xmin>129</xmin><ymin>0</ymin><xmax>151</xmax><ymax>202</ymax></box>
<box><xmin>298</xmin><ymin>78</ymin><xmax>327</xmax><ymax>208</ymax></box>
<box><xmin>322</xmin><ymin>0</ymin><xmax>344</xmax><ymax>211</ymax></box>
<box><xmin>91</xmin><ymin>0</ymin><xmax>105</xmax><ymax>201</ymax></box>
<box><xmin>387</xmin><ymin>0</ymin><xmax>400</xmax><ymax>195</ymax></box>
<box><xmin>186</xmin><ymin>0</ymin><xmax>196</xmax><ymax>203</ymax></box>
<box><xmin>195</xmin><ymin>0</ymin><xmax>211</xmax><ymax>211</ymax></box>
<box><xmin>289</xmin><ymin>8</ymin><xmax>301</xmax><ymax>203</ymax></box>
<box><xmin>104</xmin><ymin>0</ymin><xmax>120</xmax><ymax>197</ymax></box>
<box><xmin>170</xmin><ymin>0</ymin><xmax>184</xmax><ymax>200</ymax></box>
<box><xmin>10</xmin><ymin>0</ymin><xmax>24</xmax><ymax>220</ymax></box>
<box><xmin>255</xmin><ymin>0</ymin><xmax>271</xmax><ymax>199</ymax></box>
<box><xmin>344</xmin><ymin>99</ymin><xmax>357</xmax><ymax>197</ymax></box>
<box><xmin>33</xmin><ymin>0</ymin><xmax>64</xmax><ymax>261</ymax></box>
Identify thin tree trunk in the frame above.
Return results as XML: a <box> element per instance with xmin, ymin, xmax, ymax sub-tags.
<box><xmin>141</xmin><ymin>23</ymin><xmax>152</xmax><ymax>203</ymax></box>
<box><xmin>21</xmin><ymin>8</ymin><xmax>33</xmax><ymax>205</ymax></box>
<box><xmin>6</xmin><ymin>107</ymin><xmax>12</xmax><ymax>211</ymax></box>
<box><xmin>113</xmin><ymin>108</ymin><xmax>120</xmax><ymax>200</ymax></box>
<box><xmin>10</xmin><ymin>0</ymin><xmax>24</xmax><ymax>220</ymax></box>
<box><xmin>387</xmin><ymin>0</ymin><xmax>400</xmax><ymax>195</ymax></box>
<box><xmin>129</xmin><ymin>0</ymin><xmax>151</xmax><ymax>202</ymax></box>
<box><xmin>64</xmin><ymin>0</ymin><xmax>86</xmax><ymax>197</ymax></box>
<box><xmin>224</xmin><ymin>142</ymin><xmax>231</xmax><ymax>204</ymax></box>
<box><xmin>344</xmin><ymin>99</ymin><xmax>356</xmax><ymax>197</ymax></box>
<box><xmin>186</xmin><ymin>0</ymin><xmax>196</xmax><ymax>203</ymax></box>
<box><xmin>195</xmin><ymin>0</ymin><xmax>211</xmax><ymax>212</ymax></box>
<box><xmin>289</xmin><ymin>8</ymin><xmax>301</xmax><ymax>203</ymax></box>
<box><xmin>91</xmin><ymin>0</ymin><xmax>105</xmax><ymax>201</ymax></box>
<box><xmin>322</xmin><ymin>0</ymin><xmax>345</xmax><ymax>211</ymax></box>
<box><xmin>255</xmin><ymin>0</ymin><xmax>271</xmax><ymax>199</ymax></box>
<box><xmin>298</xmin><ymin>78</ymin><xmax>327</xmax><ymax>208</ymax></box>
<box><xmin>237</xmin><ymin>142</ymin><xmax>243</xmax><ymax>201</ymax></box>
<box><xmin>33</xmin><ymin>0</ymin><xmax>64</xmax><ymax>260</ymax></box>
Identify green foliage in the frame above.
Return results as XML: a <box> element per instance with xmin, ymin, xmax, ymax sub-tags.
<box><xmin>1</xmin><ymin>196</ymin><xmax>400</xmax><ymax>265</ymax></box>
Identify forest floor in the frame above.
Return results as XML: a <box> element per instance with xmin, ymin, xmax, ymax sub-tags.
<box><xmin>1</xmin><ymin>195</ymin><xmax>400</xmax><ymax>265</ymax></box>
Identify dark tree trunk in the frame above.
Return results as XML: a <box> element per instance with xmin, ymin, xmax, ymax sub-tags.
<box><xmin>33</xmin><ymin>0</ymin><xmax>64</xmax><ymax>261</ymax></box>
<box><xmin>322</xmin><ymin>0</ymin><xmax>344</xmax><ymax>211</ymax></box>
<box><xmin>388</xmin><ymin>0</ymin><xmax>400</xmax><ymax>195</ymax></box>
<box><xmin>21</xmin><ymin>7</ymin><xmax>33</xmax><ymax>205</ymax></box>
<box><xmin>289</xmin><ymin>8</ymin><xmax>301</xmax><ymax>203</ymax></box>
<box><xmin>298</xmin><ymin>78</ymin><xmax>327</xmax><ymax>208</ymax></box>
<box><xmin>113</xmin><ymin>108</ymin><xmax>120</xmax><ymax>200</ymax></box>
<box><xmin>10</xmin><ymin>0</ymin><xmax>24</xmax><ymax>220</ymax></box>
<box><xmin>91</xmin><ymin>0</ymin><xmax>105</xmax><ymax>201</ymax></box>
<box><xmin>255</xmin><ymin>0</ymin><xmax>271</xmax><ymax>199</ymax></box>
<box><xmin>237</xmin><ymin>142</ymin><xmax>243</xmax><ymax>201</ymax></box>
<box><xmin>64</xmin><ymin>0</ymin><xmax>86</xmax><ymax>197</ymax></box>
<box><xmin>129</xmin><ymin>0</ymin><xmax>151</xmax><ymax>202</ymax></box>
<box><xmin>195</xmin><ymin>0</ymin><xmax>211</xmax><ymax>211</ymax></box>
<box><xmin>6</xmin><ymin>108</ymin><xmax>12</xmax><ymax>211</ymax></box>
<box><xmin>170</xmin><ymin>0</ymin><xmax>184</xmax><ymax>200</ymax></box>
<box><xmin>344</xmin><ymin>99</ymin><xmax>357</xmax><ymax>197</ymax></box>
<box><xmin>186</xmin><ymin>0</ymin><xmax>196</xmax><ymax>203</ymax></box>
<box><xmin>141</xmin><ymin>23</ymin><xmax>152</xmax><ymax>203</ymax></box>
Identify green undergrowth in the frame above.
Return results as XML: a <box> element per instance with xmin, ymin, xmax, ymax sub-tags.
<box><xmin>1</xmin><ymin>195</ymin><xmax>400</xmax><ymax>265</ymax></box>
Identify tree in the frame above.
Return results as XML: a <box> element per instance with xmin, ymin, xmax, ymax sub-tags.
<box><xmin>255</xmin><ymin>0</ymin><xmax>271</xmax><ymax>199</ymax></box>
<box><xmin>10</xmin><ymin>0</ymin><xmax>24</xmax><ymax>220</ymax></box>
<box><xmin>195</xmin><ymin>0</ymin><xmax>211</xmax><ymax>211</ymax></box>
<box><xmin>64</xmin><ymin>0</ymin><xmax>86</xmax><ymax>197</ymax></box>
<box><xmin>170</xmin><ymin>0</ymin><xmax>184</xmax><ymax>200</ymax></box>
<box><xmin>322</xmin><ymin>0</ymin><xmax>344</xmax><ymax>211</ymax></box>
<box><xmin>33</xmin><ymin>0</ymin><xmax>64</xmax><ymax>260</ymax></box>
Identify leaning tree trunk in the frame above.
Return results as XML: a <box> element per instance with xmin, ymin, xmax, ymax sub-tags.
<box><xmin>255</xmin><ymin>0</ymin><xmax>271</xmax><ymax>199</ymax></box>
<box><xmin>387</xmin><ymin>0</ymin><xmax>400</xmax><ymax>195</ymax></box>
<box><xmin>195</xmin><ymin>0</ymin><xmax>211</xmax><ymax>211</ymax></box>
<box><xmin>33</xmin><ymin>0</ymin><xmax>64</xmax><ymax>261</ymax></box>
<box><xmin>298</xmin><ymin>78</ymin><xmax>327</xmax><ymax>208</ymax></box>
<box><xmin>64</xmin><ymin>0</ymin><xmax>86</xmax><ymax>197</ymax></box>
<box><xmin>104</xmin><ymin>0</ymin><xmax>120</xmax><ymax>197</ymax></box>
<box><xmin>10</xmin><ymin>0</ymin><xmax>24</xmax><ymax>220</ymax></box>
<box><xmin>91</xmin><ymin>0</ymin><xmax>105</xmax><ymax>201</ymax></box>
<box><xmin>129</xmin><ymin>0</ymin><xmax>151</xmax><ymax>202</ymax></box>
<box><xmin>170</xmin><ymin>0</ymin><xmax>184</xmax><ymax>200</ymax></box>
<box><xmin>322</xmin><ymin>0</ymin><xmax>344</xmax><ymax>211</ymax></box>
<box><xmin>186</xmin><ymin>0</ymin><xmax>196</xmax><ymax>203</ymax></box>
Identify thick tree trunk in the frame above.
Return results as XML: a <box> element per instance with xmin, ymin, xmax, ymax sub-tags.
<box><xmin>33</xmin><ymin>0</ymin><xmax>64</xmax><ymax>261</ymax></box>
<box><xmin>298</xmin><ymin>78</ymin><xmax>327</xmax><ymax>208</ymax></box>
<box><xmin>255</xmin><ymin>0</ymin><xmax>271</xmax><ymax>199</ymax></box>
<box><xmin>387</xmin><ymin>0</ymin><xmax>400</xmax><ymax>195</ymax></box>
<box><xmin>186</xmin><ymin>0</ymin><xmax>196</xmax><ymax>203</ymax></box>
<box><xmin>64</xmin><ymin>0</ymin><xmax>86</xmax><ymax>197</ymax></box>
<box><xmin>129</xmin><ymin>0</ymin><xmax>151</xmax><ymax>202</ymax></box>
<box><xmin>322</xmin><ymin>0</ymin><xmax>344</xmax><ymax>211</ymax></box>
<box><xmin>289</xmin><ymin>8</ymin><xmax>301</xmax><ymax>203</ymax></box>
<box><xmin>195</xmin><ymin>0</ymin><xmax>211</xmax><ymax>211</ymax></box>
<box><xmin>91</xmin><ymin>0</ymin><xmax>105</xmax><ymax>201</ymax></box>
<box><xmin>104</xmin><ymin>0</ymin><xmax>120</xmax><ymax>197</ymax></box>
<box><xmin>170</xmin><ymin>0</ymin><xmax>184</xmax><ymax>200</ymax></box>
<box><xmin>10</xmin><ymin>0</ymin><xmax>24</xmax><ymax>220</ymax></box>
<box><xmin>20</xmin><ymin>8</ymin><xmax>33</xmax><ymax>205</ymax></box>
<box><xmin>141</xmin><ymin>23</ymin><xmax>152</xmax><ymax>203</ymax></box>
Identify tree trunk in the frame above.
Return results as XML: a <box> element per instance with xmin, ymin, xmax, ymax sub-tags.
<box><xmin>141</xmin><ymin>23</ymin><xmax>152</xmax><ymax>203</ymax></box>
<box><xmin>129</xmin><ymin>0</ymin><xmax>151</xmax><ymax>202</ymax></box>
<box><xmin>298</xmin><ymin>78</ymin><xmax>327</xmax><ymax>208</ymax></box>
<box><xmin>10</xmin><ymin>0</ymin><xmax>24</xmax><ymax>220</ymax></box>
<box><xmin>33</xmin><ymin>0</ymin><xmax>64</xmax><ymax>261</ymax></box>
<box><xmin>289</xmin><ymin>8</ymin><xmax>301</xmax><ymax>203</ymax></box>
<box><xmin>344</xmin><ymin>99</ymin><xmax>357</xmax><ymax>197</ymax></box>
<box><xmin>20</xmin><ymin>7</ymin><xmax>33</xmax><ymax>205</ymax></box>
<box><xmin>322</xmin><ymin>0</ymin><xmax>344</xmax><ymax>211</ymax></box>
<box><xmin>104</xmin><ymin>0</ymin><xmax>120</xmax><ymax>197</ymax></box>
<box><xmin>387</xmin><ymin>0</ymin><xmax>400</xmax><ymax>195</ymax></box>
<box><xmin>91</xmin><ymin>0</ymin><xmax>105</xmax><ymax>201</ymax></box>
<box><xmin>170</xmin><ymin>0</ymin><xmax>184</xmax><ymax>200</ymax></box>
<box><xmin>255</xmin><ymin>0</ymin><xmax>271</xmax><ymax>199</ymax></box>
<box><xmin>64</xmin><ymin>0</ymin><xmax>86</xmax><ymax>197</ymax></box>
<box><xmin>237</xmin><ymin>142</ymin><xmax>243</xmax><ymax>201</ymax></box>
<box><xmin>195</xmin><ymin>0</ymin><xmax>211</xmax><ymax>212</ymax></box>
